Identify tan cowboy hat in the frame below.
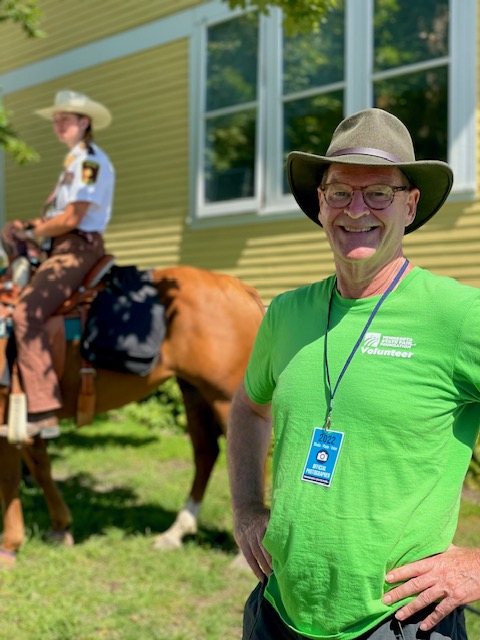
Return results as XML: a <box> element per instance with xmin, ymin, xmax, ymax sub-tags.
<box><xmin>35</xmin><ymin>90</ymin><xmax>112</xmax><ymax>130</ymax></box>
<box><xmin>287</xmin><ymin>108</ymin><xmax>453</xmax><ymax>234</ymax></box>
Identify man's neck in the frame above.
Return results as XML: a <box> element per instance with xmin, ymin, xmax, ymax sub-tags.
<box><xmin>334</xmin><ymin>256</ymin><xmax>413</xmax><ymax>299</ymax></box>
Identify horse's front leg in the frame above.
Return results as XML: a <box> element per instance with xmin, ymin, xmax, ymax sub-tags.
<box><xmin>153</xmin><ymin>382</ymin><xmax>224</xmax><ymax>550</ymax></box>
<box><xmin>0</xmin><ymin>438</ymin><xmax>24</xmax><ymax>568</ymax></box>
<box><xmin>21</xmin><ymin>437</ymin><xmax>74</xmax><ymax>546</ymax></box>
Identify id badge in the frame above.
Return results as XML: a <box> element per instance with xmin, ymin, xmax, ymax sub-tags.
<box><xmin>302</xmin><ymin>427</ymin><xmax>344</xmax><ymax>488</ymax></box>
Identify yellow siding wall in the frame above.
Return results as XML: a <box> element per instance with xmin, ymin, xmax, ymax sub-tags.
<box><xmin>1</xmin><ymin>1</ymin><xmax>480</xmax><ymax>306</ymax></box>
<box><xmin>0</xmin><ymin>0</ymin><xmax>199</xmax><ymax>73</ymax></box>
<box><xmin>5</xmin><ymin>96</ymin><xmax>480</xmax><ymax>305</ymax></box>
<box><xmin>4</xmin><ymin>40</ymin><xmax>190</xmax><ymax>270</ymax></box>
<box><xmin>175</xmin><ymin>201</ymin><xmax>480</xmax><ymax>303</ymax></box>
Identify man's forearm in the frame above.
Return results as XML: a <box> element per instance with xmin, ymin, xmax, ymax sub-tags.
<box><xmin>227</xmin><ymin>382</ymin><xmax>272</xmax><ymax>514</ymax></box>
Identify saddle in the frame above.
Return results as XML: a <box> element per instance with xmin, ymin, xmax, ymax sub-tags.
<box><xmin>0</xmin><ymin>253</ymin><xmax>116</xmax><ymax>431</ymax></box>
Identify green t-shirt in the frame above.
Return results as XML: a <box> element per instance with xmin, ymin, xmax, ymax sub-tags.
<box><xmin>244</xmin><ymin>267</ymin><xmax>480</xmax><ymax>640</ymax></box>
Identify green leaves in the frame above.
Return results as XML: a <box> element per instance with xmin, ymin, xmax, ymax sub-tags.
<box><xmin>0</xmin><ymin>100</ymin><xmax>39</xmax><ymax>164</ymax></box>
<box><xmin>224</xmin><ymin>0</ymin><xmax>339</xmax><ymax>35</ymax></box>
<box><xmin>0</xmin><ymin>0</ymin><xmax>43</xmax><ymax>164</ymax></box>
<box><xmin>0</xmin><ymin>0</ymin><xmax>45</xmax><ymax>38</ymax></box>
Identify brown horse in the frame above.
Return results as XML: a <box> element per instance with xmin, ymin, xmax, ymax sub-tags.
<box><xmin>0</xmin><ymin>265</ymin><xmax>264</xmax><ymax>567</ymax></box>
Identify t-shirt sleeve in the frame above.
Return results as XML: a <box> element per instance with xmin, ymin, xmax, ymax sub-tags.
<box><xmin>453</xmin><ymin>295</ymin><xmax>480</xmax><ymax>402</ymax></box>
<box><xmin>244</xmin><ymin>299</ymin><xmax>277</xmax><ymax>405</ymax></box>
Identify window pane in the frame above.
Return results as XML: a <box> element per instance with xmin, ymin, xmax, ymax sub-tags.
<box><xmin>374</xmin><ymin>0</ymin><xmax>449</xmax><ymax>72</ymax></box>
<box><xmin>206</xmin><ymin>14</ymin><xmax>259</xmax><ymax>111</ymax></box>
<box><xmin>204</xmin><ymin>110</ymin><xmax>256</xmax><ymax>203</ymax></box>
<box><xmin>283</xmin><ymin>1</ymin><xmax>345</xmax><ymax>94</ymax></box>
<box><xmin>283</xmin><ymin>91</ymin><xmax>344</xmax><ymax>193</ymax></box>
<box><xmin>374</xmin><ymin>66</ymin><xmax>448</xmax><ymax>161</ymax></box>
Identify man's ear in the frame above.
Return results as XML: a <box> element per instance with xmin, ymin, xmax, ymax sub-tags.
<box><xmin>317</xmin><ymin>187</ymin><xmax>324</xmax><ymax>224</ymax></box>
<box><xmin>405</xmin><ymin>187</ymin><xmax>420</xmax><ymax>226</ymax></box>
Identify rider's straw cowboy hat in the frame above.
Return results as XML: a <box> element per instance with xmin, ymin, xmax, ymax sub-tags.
<box><xmin>35</xmin><ymin>90</ymin><xmax>112</xmax><ymax>130</ymax></box>
<box><xmin>287</xmin><ymin>108</ymin><xmax>453</xmax><ymax>234</ymax></box>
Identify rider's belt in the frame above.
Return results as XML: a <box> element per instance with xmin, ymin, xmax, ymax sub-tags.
<box><xmin>71</xmin><ymin>229</ymin><xmax>101</xmax><ymax>244</ymax></box>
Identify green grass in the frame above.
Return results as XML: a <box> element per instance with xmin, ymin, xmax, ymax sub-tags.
<box><xmin>0</xmin><ymin>418</ymin><xmax>257</xmax><ymax>640</ymax></box>
<box><xmin>1</xmin><ymin>416</ymin><xmax>480</xmax><ymax>639</ymax></box>
<box><xmin>455</xmin><ymin>497</ymin><xmax>480</xmax><ymax>637</ymax></box>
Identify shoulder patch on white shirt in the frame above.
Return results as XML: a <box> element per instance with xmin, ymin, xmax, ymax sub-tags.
<box><xmin>81</xmin><ymin>161</ymin><xmax>100</xmax><ymax>184</ymax></box>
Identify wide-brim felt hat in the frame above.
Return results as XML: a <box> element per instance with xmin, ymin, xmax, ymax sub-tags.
<box><xmin>287</xmin><ymin>108</ymin><xmax>453</xmax><ymax>234</ymax></box>
<box><xmin>35</xmin><ymin>90</ymin><xmax>112</xmax><ymax>130</ymax></box>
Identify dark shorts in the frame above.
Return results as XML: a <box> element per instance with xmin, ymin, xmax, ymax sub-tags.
<box><xmin>243</xmin><ymin>580</ymin><xmax>468</xmax><ymax>640</ymax></box>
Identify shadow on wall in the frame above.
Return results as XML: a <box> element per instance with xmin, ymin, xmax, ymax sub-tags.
<box><xmin>177</xmin><ymin>196</ymin><xmax>474</xmax><ymax>274</ymax></box>
<box><xmin>177</xmin><ymin>213</ymin><xmax>321</xmax><ymax>272</ymax></box>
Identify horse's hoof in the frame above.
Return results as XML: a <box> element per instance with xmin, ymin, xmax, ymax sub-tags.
<box><xmin>152</xmin><ymin>509</ymin><xmax>197</xmax><ymax>551</ymax></box>
<box><xmin>152</xmin><ymin>533</ymin><xmax>182</xmax><ymax>551</ymax></box>
<box><xmin>0</xmin><ymin>548</ymin><xmax>17</xmax><ymax>570</ymax></box>
<box><xmin>45</xmin><ymin>530</ymin><xmax>75</xmax><ymax>547</ymax></box>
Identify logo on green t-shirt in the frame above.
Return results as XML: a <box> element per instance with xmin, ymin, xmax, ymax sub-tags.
<box><xmin>361</xmin><ymin>331</ymin><xmax>415</xmax><ymax>359</ymax></box>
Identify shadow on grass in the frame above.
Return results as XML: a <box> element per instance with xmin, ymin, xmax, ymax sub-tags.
<box><xmin>50</xmin><ymin>430</ymin><xmax>160</xmax><ymax>454</ymax></box>
<box><xmin>20</xmin><ymin>473</ymin><xmax>237</xmax><ymax>553</ymax></box>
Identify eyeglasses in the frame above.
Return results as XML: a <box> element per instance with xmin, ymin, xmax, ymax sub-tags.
<box><xmin>320</xmin><ymin>183</ymin><xmax>410</xmax><ymax>210</ymax></box>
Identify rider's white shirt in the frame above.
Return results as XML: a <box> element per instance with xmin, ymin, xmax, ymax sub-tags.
<box><xmin>44</xmin><ymin>141</ymin><xmax>115</xmax><ymax>233</ymax></box>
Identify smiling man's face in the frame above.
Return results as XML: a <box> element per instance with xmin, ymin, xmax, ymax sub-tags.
<box><xmin>317</xmin><ymin>164</ymin><xmax>419</xmax><ymax>268</ymax></box>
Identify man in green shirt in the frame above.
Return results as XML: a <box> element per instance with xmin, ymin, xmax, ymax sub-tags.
<box><xmin>227</xmin><ymin>108</ymin><xmax>479</xmax><ymax>639</ymax></box>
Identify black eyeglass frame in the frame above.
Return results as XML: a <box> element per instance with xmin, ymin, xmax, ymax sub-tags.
<box><xmin>319</xmin><ymin>183</ymin><xmax>410</xmax><ymax>211</ymax></box>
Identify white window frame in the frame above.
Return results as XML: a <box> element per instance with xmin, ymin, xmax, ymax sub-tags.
<box><xmin>189</xmin><ymin>0</ymin><xmax>476</xmax><ymax>225</ymax></box>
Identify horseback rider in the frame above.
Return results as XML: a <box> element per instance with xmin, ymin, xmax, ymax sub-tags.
<box><xmin>8</xmin><ymin>90</ymin><xmax>115</xmax><ymax>436</ymax></box>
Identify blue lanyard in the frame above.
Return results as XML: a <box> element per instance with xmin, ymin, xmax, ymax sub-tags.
<box><xmin>323</xmin><ymin>259</ymin><xmax>409</xmax><ymax>429</ymax></box>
